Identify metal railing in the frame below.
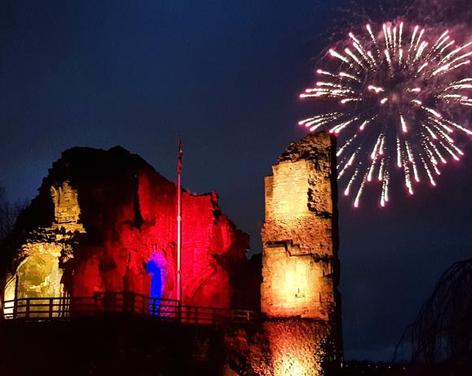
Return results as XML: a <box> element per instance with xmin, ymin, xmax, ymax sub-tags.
<box><xmin>2</xmin><ymin>291</ymin><xmax>255</xmax><ymax>326</ymax></box>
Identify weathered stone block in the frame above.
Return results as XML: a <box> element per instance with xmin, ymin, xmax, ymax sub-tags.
<box><xmin>260</xmin><ymin>132</ymin><xmax>342</xmax><ymax>374</ymax></box>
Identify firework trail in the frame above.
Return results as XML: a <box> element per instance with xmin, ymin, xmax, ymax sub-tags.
<box><xmin>299</xmin><ymin>21</ymin><xmax>472</xmax><ymax>207</ymax></box>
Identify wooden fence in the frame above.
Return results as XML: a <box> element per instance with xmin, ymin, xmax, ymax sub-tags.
<box><xmin>2</xmin><ymin>291</ymin><xmax>255</xmax><ymax>325</ymax></box>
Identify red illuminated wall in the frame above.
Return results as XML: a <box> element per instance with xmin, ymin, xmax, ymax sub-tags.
<box><xmin>9</xmin><ymin>147</ymin><xmax>249</xmax><ymax>309</ymax></box>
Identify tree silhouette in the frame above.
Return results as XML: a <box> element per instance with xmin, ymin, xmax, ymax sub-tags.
<box><xmin>0</xmin><ymin>186</ymin><xmax>24</xmax><ymax>242</ymax></box>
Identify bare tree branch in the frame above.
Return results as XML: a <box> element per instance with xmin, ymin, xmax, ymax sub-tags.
<box><xmin>0</xmin><ymin>186</ymin><xmax>24</xmax><ymax>242</ymax></box>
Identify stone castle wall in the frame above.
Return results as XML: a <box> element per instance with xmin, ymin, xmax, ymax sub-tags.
<box><xmin>1</xmin><ymin>146</ymin><xmax>250</xmax><ymax>310</ymax></box>
<box><xmin>260</xmin><ymin>132</ymin><xmax>341</xmax><ymax>375</ymax></box>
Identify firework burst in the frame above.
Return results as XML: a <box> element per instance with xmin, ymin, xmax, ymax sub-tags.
<box><xmin>300</xmin><ymin>21</ymin><xmax>472</xmax><ymax>208</ymax></box>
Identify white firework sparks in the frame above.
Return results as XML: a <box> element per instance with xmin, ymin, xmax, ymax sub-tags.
<box><xmin>299</xmin><ymin>21</ymin><xmax>472</xmax><ymax>208</ymax></box>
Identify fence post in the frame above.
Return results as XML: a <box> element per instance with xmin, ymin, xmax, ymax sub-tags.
<box><xmin>49</xmin><ymin>298</ymin><xmax>53</xmax><ymax>319</ymax></box>
<box><xmin>13</xmin><ymin>299</ymin><xmax>17</xmax><ymax>319</ymax></box>
<box><xmin>25</xmin><ymin>298</ymin><xmax>30</xmax><ymax>319</ymax></box>
<box><xmin>60</xmin><ymin>296</ymin><xmax>65</xmax><ymax>318</ymax></box>
<box><xmin>94</xmin><ymin>293</ymin><xmax>99</xmax><ymax>316</ymax></box>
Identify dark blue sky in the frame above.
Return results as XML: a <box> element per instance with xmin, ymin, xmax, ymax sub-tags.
<box><xmin>1</xmin><ymin>0</ymin><xmax>472</xmax><ymax>360</ymax></box>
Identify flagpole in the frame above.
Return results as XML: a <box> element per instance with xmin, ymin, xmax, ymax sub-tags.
<box><xmin>176</xmin><ymin>140</ymin><xmax>183</xmax><ymax>304</ymax></box>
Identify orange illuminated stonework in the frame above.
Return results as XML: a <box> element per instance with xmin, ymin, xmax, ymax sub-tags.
<box><xmin>261</xmin><ymin>132</ymin><xmax>342</xmax><ymax>375</ymax></box>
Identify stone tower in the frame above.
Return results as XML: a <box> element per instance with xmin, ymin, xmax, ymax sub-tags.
<box><xmin>261</xmin><ymin>132</ymin><xmax>341</xmax><ymax>375</ymax></box>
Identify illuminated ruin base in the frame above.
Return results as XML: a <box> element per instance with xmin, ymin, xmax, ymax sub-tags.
<box><xmin>264</xmin><ymin>320</ymin><xmax>329</xmax><ymax>376</ymax></box>
<box><xmin>261</xmin><ymin>132</ymin><xmax>342</xmax><ymax>375</ymax></box>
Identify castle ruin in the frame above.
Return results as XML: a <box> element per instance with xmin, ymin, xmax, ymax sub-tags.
<box><xmin>0</xmin><ymin>132</ymin><xmax>342</xmax><ymax>376</ymax></box>
<box><xmin>261</xmin><ymin>132</ymin><xmax>342</xmax><ymax>375</ymax></box>
<box><xmin>0</xmin><ymin>146</ymin><xmax>250</xmax><ymax>313</ymax></box>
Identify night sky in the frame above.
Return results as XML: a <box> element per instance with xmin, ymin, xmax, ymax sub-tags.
<box><xmin>1</xmin><ymin>0</ymin><xmax>472</xmax><ymax>361</ymax></box>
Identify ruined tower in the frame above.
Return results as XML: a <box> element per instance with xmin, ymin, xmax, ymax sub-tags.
<box><xmin>261</xmin><ymin>132</ymin><xmax>341</xmax><ymax>375</ymax></box>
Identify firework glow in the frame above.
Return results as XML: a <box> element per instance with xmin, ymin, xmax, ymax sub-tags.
<box><xmin>299</xmin><ymin>21</ymin><xmax>472</xmax><ymax>207</ymax></box>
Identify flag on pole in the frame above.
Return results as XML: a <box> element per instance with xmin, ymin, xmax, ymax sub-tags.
<box><xmin>177</xmin><ymin>139</ymin><xmax>183</xmax><ymax>174</ymax></box>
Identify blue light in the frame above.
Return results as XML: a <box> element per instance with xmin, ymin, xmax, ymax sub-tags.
<box><xmin>146</xmin><ymin>259</ymin><xmax>163</xmax><ymax>299</ymax></box>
